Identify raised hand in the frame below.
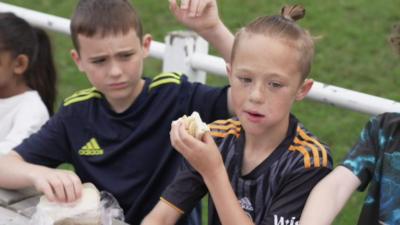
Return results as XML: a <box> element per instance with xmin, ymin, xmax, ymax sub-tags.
<box><xmin>169</xmin><ymin>0</ymin><xmax>221</xmax><ymax>34</ymax></box>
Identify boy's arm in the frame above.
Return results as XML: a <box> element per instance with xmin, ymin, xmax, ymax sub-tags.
<box><xmin>141</xmin><ymin>200</ymin><xmax>182</xmax><ymax>225</ymax></box>
<box><xmin>0</xmin><ymin>151</ymin><xmax>82</xmax><ymax>202</ymax></box>
<box><xmin>299</xmin><ymin>166</ymin><xmax>360</xmax><ymax>225</ymax></box>
<box><xmin>169</xmin><ymin>0</ymin><xmax>234</xmax><ymax>62</ymax></box>
<box><xmin>170</xmin><ymin>121</ymin><xmax>254</xmax><ymax>225</ymax></box>
<box><xmin>204</xmin><ymin>164</ymin><xmax>254</xmax><ymax>225</ymax></box>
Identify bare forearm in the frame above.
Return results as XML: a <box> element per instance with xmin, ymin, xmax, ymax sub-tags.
<box><xmin>0</xmin><ymin>151</ymin><xmax>37</xmax><ymax>189</ymax></box>
<box><xmin>197</xmin><ymin>21</ymin><xmax>234</xmax><ymax>63</ymax></box>
<box><xmin>300</xmin><ymin>166</ymin><xmax>360</xmax><ymax>225</ymax></box>
<box><xmin>203</xmin><ymin>167</ymin><xmax>253</xmax><ymax>225</ymax></box>
<box><xmin>141</xmin><ymin>201</ymin><xmax>181</xmax><ymax>225</ymax></box>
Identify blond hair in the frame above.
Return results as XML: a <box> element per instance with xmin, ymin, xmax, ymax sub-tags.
<box><xmin>231</xmin><ymin>5</ymin><xmax>314</xmax><ymax>80</ymax></box>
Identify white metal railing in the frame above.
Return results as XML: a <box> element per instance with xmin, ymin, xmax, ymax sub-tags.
<box><xmin>1</xmin><ymin>2</ymin><xmax>399</xmax><ymax>115</ymax></box>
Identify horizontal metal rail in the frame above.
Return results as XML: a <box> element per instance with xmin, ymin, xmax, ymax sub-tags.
<box><xmin>1</xmin><ymin>2</ymin><xmax>399</xmax><ymax>115</ymax></box>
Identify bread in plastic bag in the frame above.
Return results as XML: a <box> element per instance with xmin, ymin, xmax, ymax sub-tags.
<box><xmin>28</xmin><ymin>183</ymin><xmax>124</xmax><ymax>225</ymax></box>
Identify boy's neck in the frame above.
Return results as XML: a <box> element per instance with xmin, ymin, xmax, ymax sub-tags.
<box><xmin>241</xmin><ymin>118</ymin><xmax>289</xmax><ymax>175</ymax></box>
<box><xmin>107</xmin><ymin>79</ymin><xmax>145</xmax><ymax>113</ymax></box>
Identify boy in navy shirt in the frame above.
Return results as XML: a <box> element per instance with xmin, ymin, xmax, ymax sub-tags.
<box><xmin>0</xmin><ymin>0</ymin><xmax>233</xmax><ymax>224</ymax></box>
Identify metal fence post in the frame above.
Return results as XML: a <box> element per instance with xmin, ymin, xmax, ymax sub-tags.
<box><xmin>162</xmin><ymin>31</ymin><xmax>209</xmax><ymax>84</ymax></box>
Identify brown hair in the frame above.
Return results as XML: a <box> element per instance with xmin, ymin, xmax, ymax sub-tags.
<box><xmin>70</xmin><ymin>0</ymin><xmax>143</xmax><ymax>52</ymax></box>
<box><xmin>389</xmin><ymin>23</ymin><xmax>400</xmax><ymax>56</ymax></box>
<box><xmin>231</xmin><ymin>5</ymin><xmax>314</xmax><ymax>80</ymax></box>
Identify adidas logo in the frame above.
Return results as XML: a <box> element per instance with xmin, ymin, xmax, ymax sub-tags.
<box><xmin>79</xmin><ymin>138</ymin><xmax>104</xmax><ymax>156</ymax></box>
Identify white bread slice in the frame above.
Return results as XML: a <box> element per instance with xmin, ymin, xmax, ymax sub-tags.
<box><xmin>181</xmin><ymin>111</ymin><xmax>210</xmax><ymax>139</ymax></box>
<box><xmin>35</xmin><ymin>183</ymin><xmax>101</xmax><ymax>225</ymax></box>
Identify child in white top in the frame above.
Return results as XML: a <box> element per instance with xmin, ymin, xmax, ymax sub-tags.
<box><xmin>0</xmin><ymin>13</ymin><xmax>57</xmax><ymax>154</ymax></box>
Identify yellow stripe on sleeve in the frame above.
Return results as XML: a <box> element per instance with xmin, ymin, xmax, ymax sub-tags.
<box><xmin>149</xmin><ymin>78</ymin><xmax>181</xmax><ymax>90</ymax></box>
<box><xmin>153</xmin><ymin>72</ymin><xmax>182</xmax><ymax>81</ymax></box>
<box><xmin>64</xmin><ymin>87</ymin><xmax>97</xmax><ymax>102</ymax></box>
<box><xmin>64</xmin><ymin>92</ymin><xmax>102</xmax><ymax>106</ymax></box>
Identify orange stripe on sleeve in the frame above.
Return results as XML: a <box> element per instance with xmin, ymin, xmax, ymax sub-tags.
<box><xmin>289</xmin><ymin>145</ymin><xmax>311</xmax><ymax>169</ymax></box>
<box><xmin>210</xmin><ymin>130</ymin><xmax>240</xmax><ymax>138</ymax></box>
<box><xmin>297</xmin><ymin>127</ymin><xmax>329</xmax><ymax>167</ymax></box>
<box><xmin>160</xmin><ymin>197</ymin><xmax>185</xmax><ymax>214</ymax></box>
<box><xmin>208</xmin><ymin>123</ymin><xmax>241</xmax><ymax>132</ymax></box>
<box><xmin>212</xmin><ymin>119</ymin><xmax>241</xmax><ymax>126</ymax></box>
<box><xmin>293</xmin><ymin>137</ymin><xmax>320</xmax><ymax>167</ymax></box>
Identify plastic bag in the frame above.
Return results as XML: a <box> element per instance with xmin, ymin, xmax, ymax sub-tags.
<box><xmin>27</xmin><ymin>183</ymin><xmax>124</xmax><ymax>225</ymax></box>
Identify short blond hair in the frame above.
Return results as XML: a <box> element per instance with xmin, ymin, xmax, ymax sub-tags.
<box><xmin>231</xmin><ymin>5</ymin><xmax>314</xmax><ymax>80</ymax></box>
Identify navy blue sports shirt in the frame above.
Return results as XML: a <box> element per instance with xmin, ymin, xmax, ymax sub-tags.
<box><xmin>15</xmin><ymin>73</ymin><xmax>230</xmax><ymax>224</ymax></box>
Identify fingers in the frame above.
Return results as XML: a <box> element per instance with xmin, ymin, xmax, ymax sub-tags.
<box><xmin>35</xmin><ymin>169</ymin><xmax>82</xmax><ymax>203</ymax></box>
<box><xmin>169</xmin><ymin>0</ymin><xmax>208</xmax><ymax>18</ymax></box>
<box><xmin>195</xmin><ymin>0</ymin><xmax>208</xmax><ymax>17</ymax></box>
<box><xmin>170</xmin><ymin>120</ymin><xmax>191</xmax><ymax>154</ymax></box>
<box><xmin>40</xmin><ymin>181</ymin><xmax>57</xmax><ymax>202</ymax></box>
<box><xmin>180</xmin><ymin>0</ymin><xmax>190</xmax><ymax>10</ymax></box>
<box><xmin>187</xmin><ymin>0</ymin><xmax>199</xmax><ymax>17</ymax></box>
<box><xmin>60</xmin><ymin>172</ymin><xmax>82</xmax><ymax>202</ymax></box>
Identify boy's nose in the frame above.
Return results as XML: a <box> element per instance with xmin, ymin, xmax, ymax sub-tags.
<box><xmin>248</xmin><ymin>84</ymin><xmax>265</xmax><ymax>104</ymax></box>
<box><xmin>109</xmin><ymin>61</ymin><xmax>122</xmax><ymax>77</ymax></box>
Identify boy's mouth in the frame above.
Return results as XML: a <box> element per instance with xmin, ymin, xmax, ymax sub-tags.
<box><xmin>109</xmin><ymin>82</ymin><xmax>127</xmax><ymax>89</ymax></box>
<box><xmin>244</xmin><ymin>110</ymin><xmax>265</xmax><ymax>122</ymax></box>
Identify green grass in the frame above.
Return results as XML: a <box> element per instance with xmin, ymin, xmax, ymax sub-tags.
<box><xmin>2</xmin><ymin>1</ymin><xmax>400</xmax><ymax>224</ymax></box>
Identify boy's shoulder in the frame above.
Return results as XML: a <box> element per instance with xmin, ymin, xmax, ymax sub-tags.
<box><xmin>148</xmin><ymin>72</ymin><xmax>185</xmax><ymax>91</ymax></box>
<box><xmin>289</xmin><ymin>123</ymin><xmax>332</xmax><ymax>170</ymax></box>
<box><xmin>63</xmin><ymin>87</ymin><xmax>103</xmax><ymax>107</ymax></box>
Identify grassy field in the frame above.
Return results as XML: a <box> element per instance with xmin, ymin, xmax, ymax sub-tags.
<box><xmin>2</xmin><ymin>0</ymin><xmax>400</xmax><ymax>224</ymax></box>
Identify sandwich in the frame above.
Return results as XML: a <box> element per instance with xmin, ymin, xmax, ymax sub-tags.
<box><xmin>180</xmin><ymin>111</ymin><xmax>210</xmax><ymax>139</ymax></box>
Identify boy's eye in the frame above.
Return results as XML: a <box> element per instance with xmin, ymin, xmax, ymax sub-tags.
<box><xmin>269</xmin><ymin>82</ymin><xmax>283</xmax><ymax>88</ymax></box>
<box><xmin>238</xmin><ymin>77</ymin><xmax>252</xmax><ymax>83</ymax></box>
<box><xmin>121</xmin><ymin>52</ymin><xmax>134</xmax><ymax>59</ymax></box>
<box><xmin>91</xmin><ymin>58</ymin><xmax>106</xmax><ymax>64</ymax></box>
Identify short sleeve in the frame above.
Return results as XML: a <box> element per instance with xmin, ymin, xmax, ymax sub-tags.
<box><xmin>262</xmin><ymin>165</ymin><xmax>331</xmax><ymax>224</ymax></box>
<box><xmin>0</xmin><ymin>94</ymin><xmax>49</xmax><ymax>155</ymax></box>
<box><xmin>341</xmin><ymin>115</ymin><xmax>383</xmax><ymax>191</ymax></box>
<box><xmin>15</xmin><ymin>106</ymin><xmax>72</xmax><ymax>167</ymax></box>
<box><xmin>161</xmin><ymin>160</ymin><xmax>208</xmax><ymax>214</ymax></box>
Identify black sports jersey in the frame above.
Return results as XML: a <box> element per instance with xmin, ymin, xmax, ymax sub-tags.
<box><xmin>341</xmin><ymin>113</ymin><xmax>400</xmax><ymax>225</ymax></box>
<box><xmin>15</xmin><ymin>73</ymin><xmax>230</xmax><ymax>225</ymax></box>
<box><xmin>162</xmin><ymin>115</ymin><xmax>333</xmax><ymax>225</ymax></box>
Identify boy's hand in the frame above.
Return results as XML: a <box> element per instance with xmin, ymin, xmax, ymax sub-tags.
<box><xmin>29</xmin><ymin>167</ymin><xmax>82</xmax><ymax>203</ymax></box>
<box><xmin>169</xmin><ymin>0</ymin><xmax>221</xmax><ymax>34</ymax></box>
<box><xmin>170</xmin><ymin>119</ymin><xmax>224</xmax><ymax>177</ymax></box>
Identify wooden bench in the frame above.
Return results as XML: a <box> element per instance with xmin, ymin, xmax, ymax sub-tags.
<box><xmin>0</xmin><ymin>188</ymin><xmax>128</xmax><ymax>225</ymax></box>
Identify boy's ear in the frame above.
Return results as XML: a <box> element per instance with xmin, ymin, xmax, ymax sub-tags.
<box><xmin>13</xmin><ymin>54</ymin><xmax>29</xmax><ymax>75</ymax></box>
<box><xmin>141</xmin><ymin>34</ymin><xmax>152</xmax><ymax>58</ymax></box>
<box><xmin>70</xmin><ymin>49</ymin><xmax>84</xmax><ymax>72</ymax></box>
<box><xmin>295</xmin><ymin>79</ymin><xmax>313</xmax><ymax>101</ymax></box>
